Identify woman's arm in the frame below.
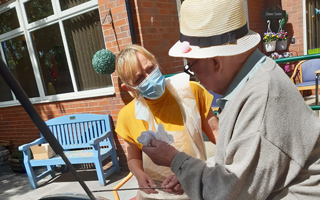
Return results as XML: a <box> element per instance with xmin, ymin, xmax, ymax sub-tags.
<box><xmin>125</xmin><ymin>140</ymin><xmax>158</xmax><ymax>194</ymax></box>
<box><xmin>202</xmin><ymin>108</ymin><xmax>218</xmax><ymax>144</ymax></box>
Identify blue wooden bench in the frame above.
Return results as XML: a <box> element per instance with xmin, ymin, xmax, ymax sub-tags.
<box><xmin>18</xmin><ymin>114</ymin><xmax>120</xmax><ymax>189</ymax></box>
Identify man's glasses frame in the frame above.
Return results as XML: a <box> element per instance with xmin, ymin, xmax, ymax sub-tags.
<box><xmin>184</xmin><ymin>59</ymin><xmax>199</xmax><ymax>76</ymax></box>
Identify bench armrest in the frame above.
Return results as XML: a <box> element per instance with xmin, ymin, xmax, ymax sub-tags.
<box><xmin>18</xmin><ymin>137</ymin><xmax>45</xmax><ymax>151</ymax></box>
<box><xmin>89</xmin><ymin>131</ymin><xmax>111</xmax><ymax>145</ymax></box>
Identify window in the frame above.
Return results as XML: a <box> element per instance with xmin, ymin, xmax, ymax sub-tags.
<box><xmin>32</xmin><ymin>23</ymin><xmax>74</xmax><ymax>95</ymax></box>
<box><xmin>2</xmin><ymin>35</ymin><xmax>39</xmax><ymax>98</ymax></box>
<box><xmin>306</xmin><ymin>0</ymin><xmax>320</xmax><ymax>54</ymax></box>
<box><xmin>24</xmin><ymin>0</ymin><xmax>54</xmax><ymax>23</ymax></box>
<box><xmin>0</xmin><ymin>0</ymin><xmax>114</xmax><ymax>107</ymax></box>
<box><xmin>0</xmin><ymin>52</ymin><xmax>13</xmax><ymax>102</ymax></box>
<box><xmin>59</xmin><ymin>0</ymin><xmax>90</xmax><ymax>11</ymax></box>
<box><xmin>0</xmin><ymin>7</ymin><xmax>19</xmax><ymax>34</ymax></box>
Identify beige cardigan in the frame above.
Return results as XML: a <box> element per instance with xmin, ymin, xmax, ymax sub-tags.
<box><xmin>171</xmin><ymin>58</ymin><xmax>320</xmax><ymax>200</ymax></box>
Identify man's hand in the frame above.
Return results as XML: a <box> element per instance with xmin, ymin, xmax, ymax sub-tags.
<box><xmin>142</xmin><ymin>139</ymin><xmax>179</xmax><ymax>167</ymax></box>
<box><xmin>162</xmin><ymin>174</ymin><xmax>184</xmax><ymax>195</ymax></box>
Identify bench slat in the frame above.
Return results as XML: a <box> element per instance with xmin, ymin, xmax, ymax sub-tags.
<box><xmin>29</xmin><ymin>148</ymin><xmax>112</xmax><ymax>166</ymax></box>
<box><xmin>72</xmin><ymin>123</ymin><xmax>78</xmax><ymax>145</ymax></box>
<box><xmin>76</xmin><ymin>123</ymin><xmax>82</xmax><ymax>144</ymax></box>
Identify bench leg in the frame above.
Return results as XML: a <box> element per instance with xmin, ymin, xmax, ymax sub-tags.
<box><xmin>111</xmin><ymin>148</ymin><xmax>120</xmax><ymax>172</ymax></box>
<box><xmin>94</xmin><ymin>159</ymin><xmax>106</xmax><ymax>186</ymax></box>
<box><xmin>22</xmin><ymin>150</ymin><xmax>38</xmax><ymax>189</ymax></box>
<box><xmin>24</xmin><ymin>161</ymin><xmax>38</xmax><ymax>189</ymax></box>
<box><xmin>46</xmin><ymin>165</ymin><xmax>55</xmax><ymax>178</ymax></box>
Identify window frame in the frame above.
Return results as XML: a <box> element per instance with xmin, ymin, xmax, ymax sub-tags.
<box><xmin>0</xmin><ymin>0</ymin><xmax>115</xmax><ymax>108</ymax></box>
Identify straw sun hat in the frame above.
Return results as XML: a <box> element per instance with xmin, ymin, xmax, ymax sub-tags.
<box><xmin>169</xmin><ymin>0</ymin><xmax>261</xmax><ymax>59</ymax></box>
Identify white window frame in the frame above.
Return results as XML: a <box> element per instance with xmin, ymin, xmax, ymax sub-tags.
<box><xmin>303</xmin><ymin>0</ymin><xmax>308</xmax><ymax>55</ymax></box>
<box><xmin>0</xmin><ymin>0</ymin><xmax>115</xmax><ymax>108</ymax></box>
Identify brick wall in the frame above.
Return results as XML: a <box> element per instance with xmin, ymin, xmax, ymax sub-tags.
<box><xmin>281</xmin><ymin>0</ymin><xmax>304</xmax><ymax>56</ymax></box>
<box><xmin>247</xmin><ymin>0</ymin><xmax>304</xmax><ymax>56</ymax></box>
<box><xmin>248</xmin><ymin>0</ymin><xmax>265</xmax><ymax>34</ymax></box>
<box><xmin>248</xmin><ymin>0</ymin><xmax>265</xmax><ymax>51</ymax></box>
<box><xmin>135</xmin><ymin>0</ymin><xmax>184</xmax><ymax>74</ymax></box>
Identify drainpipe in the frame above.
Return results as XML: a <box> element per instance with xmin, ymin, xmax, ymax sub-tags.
<box><xmin>125</xmin><ymin>0</ymin><xmax>136</xmax><ymax>44</ymax></box>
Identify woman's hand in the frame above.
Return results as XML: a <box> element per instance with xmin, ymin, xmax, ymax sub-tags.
<box><xmin>136</xmin><ymin>171</ymin><xmax>158</xmax><ymax>194</ymax></box>
<box><xmin>124</xmin><ymin>140</ymin><xmax>158</xmax><ymax>194</ymax></box>
<box><xmin>162</xmin><ymin>174</ymin><xmax>184</xmax><ymax>195</ymax></box>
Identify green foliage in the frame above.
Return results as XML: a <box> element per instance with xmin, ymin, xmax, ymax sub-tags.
<box><xmin>12</xmin><ymin>150</ymin><xmax>23</xmax><ymax>160</ymax></box>
<box><xmin>92</xmin><ymin>49</ymin><xmax>116</xmax><ymax>75</ymax></box>
<box><xmin>280</xmin><ymin>13</ymin><xmax>289</xmax><ymax>28</ymax></box>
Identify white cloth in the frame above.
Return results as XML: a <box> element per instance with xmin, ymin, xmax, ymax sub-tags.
<box><xmin>137</xmin><ymin>123</ymin><xmax>174</xmax><ymax>146</ymax></box>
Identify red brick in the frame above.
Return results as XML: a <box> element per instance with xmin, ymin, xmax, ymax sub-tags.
<box><xmin>111</xmin><ymin>5</ymin><xmax>125</xmax><ymax>14</ymax></box>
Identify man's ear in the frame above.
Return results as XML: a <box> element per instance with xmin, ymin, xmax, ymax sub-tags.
<box><xmin>212</xmin><ymin>57</ymin><xmax>222</xmax><ymax>72</ymax></box>
<box><xmin>121</xmin><ymin>83</ymin><xmax>132</xmax><ymax>91</ymax></box>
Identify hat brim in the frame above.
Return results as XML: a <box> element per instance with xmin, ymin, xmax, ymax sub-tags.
<box><xmin>169</xmin><ymin>30</ymin><xmax>261</xmax><ymax>59</ymax></box>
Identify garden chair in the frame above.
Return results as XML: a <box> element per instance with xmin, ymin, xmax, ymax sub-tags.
<box><xmin>290</xmin><ymin>59</ymin><xmax>320</xmax><ymax>104</ymax></box>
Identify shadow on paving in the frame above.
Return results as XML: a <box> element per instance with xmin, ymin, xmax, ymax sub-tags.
<box><xmin>0</xmin><ymin>164</ymin><xmax>131</xmax><ymax>200</ymax></box>
<box><xmin>0</xmin><ymin>164</ymin><xmax>33</xmax><ymax>198</ymax></box>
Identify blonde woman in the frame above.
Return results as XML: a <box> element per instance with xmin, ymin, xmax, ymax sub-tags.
<box><xmin>115</xmin><ymin>44</ymin><xmax>218</xmax><ymax>199</ymax></box>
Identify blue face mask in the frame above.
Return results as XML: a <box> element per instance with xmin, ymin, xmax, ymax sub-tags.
<box><xmin>133</xmin><ymin>66</ymin><xmax>165</xmax><ymax>100</ymax></box>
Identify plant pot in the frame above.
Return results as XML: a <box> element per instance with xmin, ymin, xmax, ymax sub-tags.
<box><xmin>264</xmin><ymin>40</ymin><xmax>276</xmax><ymax>52</ymax></box>
<box><xmin>276</xmin><ymin>40</ymin><xmax>288</xmax><ymax>51</ymax></box>
<box><xmin>9</xmin><ymin>150</ymin><xmax>25</xmax><ymax>173</ymax></box>
<box><xmin>9</xmin><ymin>157</ymin><xmax>25</xmax><ymax>172</ymax></box>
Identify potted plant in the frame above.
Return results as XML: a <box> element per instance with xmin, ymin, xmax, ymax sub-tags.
<box><xmin>276</xmin><ymin>30</ymin><xmax>288</xmax><ymax>51</ymax></box>
<box><xmin>9</xmin><ymin>150</ymin><xmax>26</xmax><ymax>173</ymax></box>
<box><xmin>270</xmin><ymin>52</ymin><xmax>282</xmax><ymax>60</ymax></box>
<box><xmin>270</xmin><ymin>51</ymin><xmax>293</xmax><ymax>75</ymax></box>
<box><xmin>263</xmin><ymin>32</ymin><xmax>278</xmax><ymax>52</ymax></box>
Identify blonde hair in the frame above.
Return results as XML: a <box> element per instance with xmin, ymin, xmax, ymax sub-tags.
<box><xmin>116</xmin><ymin>44</ymin><xmax>158</xmax><ymax>98</ymax></box>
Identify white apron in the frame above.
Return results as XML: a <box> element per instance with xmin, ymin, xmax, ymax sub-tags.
<box><xmin>135</xmin><ymin>73</ymin><xmax>207</xmax><ymax>200</ymax></box>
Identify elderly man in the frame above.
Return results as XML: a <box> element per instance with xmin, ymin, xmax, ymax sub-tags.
<box><xmin>142</xmin><ymin>0</ymin><xmax>320</xmax><ymax>199</ymax></box>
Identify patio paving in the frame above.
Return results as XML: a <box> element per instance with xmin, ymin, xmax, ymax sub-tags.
<box><xmin>0</xmin><ymin>140</ymin><xmax>216</xmax><ymax>200</ymax></box>
<box><xmin>0</xmin><ymin>164</ymin><xmax>138</xmax><ymax>200</ymax></box>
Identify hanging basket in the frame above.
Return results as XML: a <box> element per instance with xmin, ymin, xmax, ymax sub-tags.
<box><xmin>276</xmin><ymin>40</ymin><xmax>288</xmax><ymax>51</ymax></box>
<box><xmin>264</xmin><ymin>40</ymin><xmax>277</xmax><ymax>52</ymax></box>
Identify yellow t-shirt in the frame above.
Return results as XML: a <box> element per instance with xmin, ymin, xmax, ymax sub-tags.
<box><xmin>115</xmin><ymin>81</ymin><xmax>213</xmax><ymax>149</ymax></box>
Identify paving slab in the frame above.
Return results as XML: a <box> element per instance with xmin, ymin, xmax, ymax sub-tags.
<box><xmin>0</xmin><ymin>165</ymin><xmax>138</xmax><ymax>200</ymax></box>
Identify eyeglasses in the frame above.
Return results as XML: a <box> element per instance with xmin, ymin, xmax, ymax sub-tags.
<box><xmin>184</xmin><ymin>59</ymin><xmax>199</xmax><ymax>76</ymax></box>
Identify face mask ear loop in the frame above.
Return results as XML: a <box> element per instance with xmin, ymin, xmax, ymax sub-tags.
<box><xmin>130</xmin><ymin>86</ymin><xmax>140</xmax><ymax>99</ymax></box>
<box><xmin>134</xmin><ymin>90</ymin><xmax>141</xmax><ymax>99</ymax></box>
<box><xmin>125</xmin><ymin>83</ymin><xmax>140</xmax><ymax>98</ymax></box>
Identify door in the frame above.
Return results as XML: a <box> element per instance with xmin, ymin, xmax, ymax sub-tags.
<box><xmin>307</xmin><ymin>0</ymin><xmax>320</xmax><ymax>54</ymax></box>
